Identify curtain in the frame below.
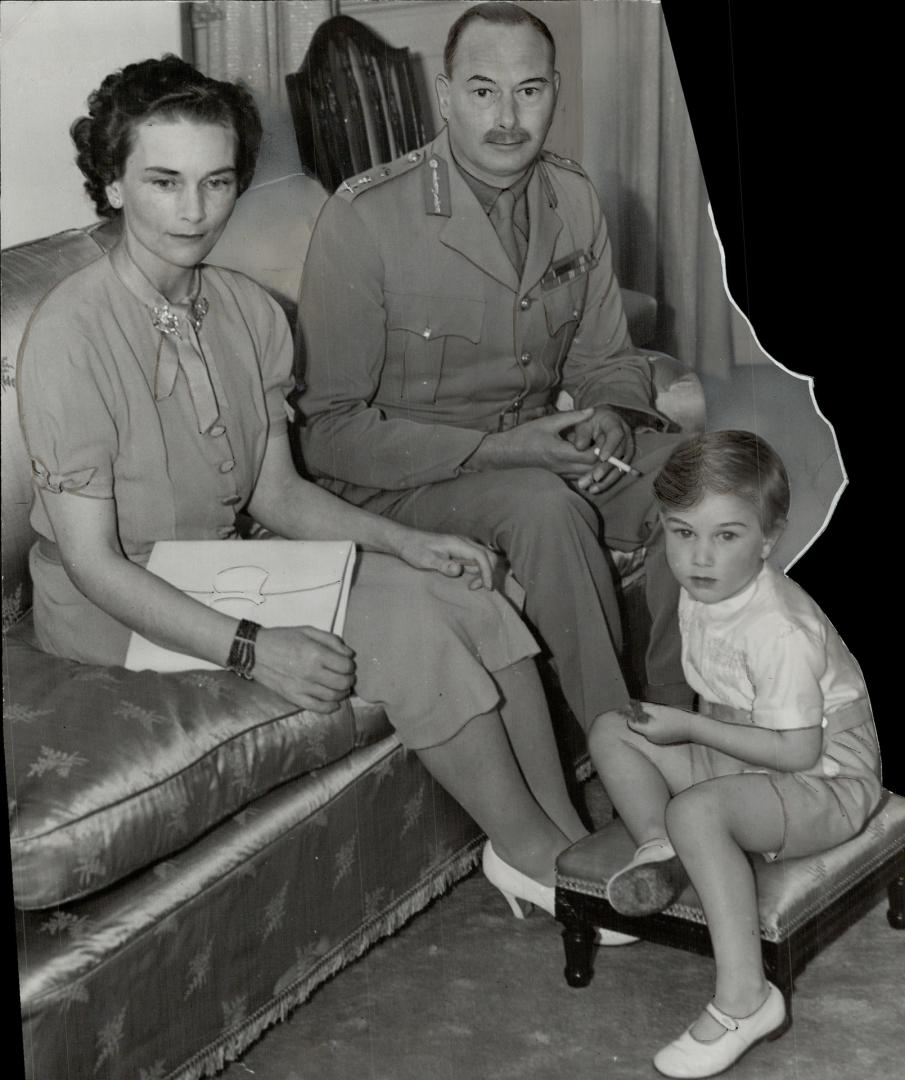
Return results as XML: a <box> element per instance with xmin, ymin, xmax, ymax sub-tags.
<box><xmin>190</xmin><ymin>0</ymin><xmax>333</xmax><ymax>105</ymax></box>
<box><xmin>581</xmin><ymin>0</ymin><xmax>755</xmax><ymax>379</ymax></box>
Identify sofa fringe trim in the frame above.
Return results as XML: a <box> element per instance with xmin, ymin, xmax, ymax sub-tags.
<box><xmin>167</xmin><ymin>838</ymin><xmax>483</xmax><ymax>1080</ymax></box>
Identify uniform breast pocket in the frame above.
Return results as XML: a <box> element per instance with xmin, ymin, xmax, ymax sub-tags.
<box><xmin>541</xmin><ymin>284</ymin><xmax>586</xmax><ymax>375</ymax></box>
<box><xmin>385</xmin><ymin>292</ymin><xmax>485</xmax><ymax>404</ymax></box>
<box><xmin>542</xmin><ymin>282</ymin><xmax>585</xmax><ymax>336</ymax></box>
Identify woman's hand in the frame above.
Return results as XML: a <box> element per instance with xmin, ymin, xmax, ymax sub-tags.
<box><xmin>626</xmin><ymin>702</ymin><xmax>695</xmax><ymax>745</ymax></box>
<box><xmin>253</xmin><ymin>626</ymin><xmax>356</xmax><ymax>713</ymax></box>
<box><xmin>394</xmin><ymin>527</ymin><xmax>499</xmax><ymax>590</ymax></box>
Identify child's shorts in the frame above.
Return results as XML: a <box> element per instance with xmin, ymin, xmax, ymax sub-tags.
<box><xmin>630</xmin><ymin>699</ymin><xmax>883</xmax><ymax>863</ymax></box>
<box><xmin>688</xmin><ymin>698</ymin><xmax>882</xmax><ymax>862</ymax></box>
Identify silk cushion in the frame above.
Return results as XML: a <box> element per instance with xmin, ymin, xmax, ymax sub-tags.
<box><xmin>5</xmin><ymin>620</ymin><xmax>390</xmax><ymax>909</ymax></box>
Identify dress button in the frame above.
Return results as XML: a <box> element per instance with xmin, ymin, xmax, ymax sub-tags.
<box><xmin>221</xmin><ymin>494</ymin><xmax>242</xmax><ymax>506</ymax></box>
<box><xmin>519</xmin><ymin>298</ymin><xmax>530</xmax><ymax>310</ymax></box>
<box><xmin>572</xmin><ymin>308</ymin><xmax>582</xmax><ymax>319</ymax></box>
<box><xmin>219</xmin><ymin>460</ymin><xmax>236</xmax><ymax>473</ymax></box>
<box><xmin>520</xmin><ymin>351</ymin><xmax>531</xmax><ymax>364</ymax></box>
<box><xmin>208</xmin><ymin>424</ymin><xmax>226</xmax><ymax>437</ymax></box>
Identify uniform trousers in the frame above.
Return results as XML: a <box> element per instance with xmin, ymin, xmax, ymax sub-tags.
<box><xmin>367</xmin><ymin>431</ymin><xmax>689</xmax><ymax>731</ymax></box>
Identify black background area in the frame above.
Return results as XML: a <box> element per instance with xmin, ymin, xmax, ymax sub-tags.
<box><xmin>660</xmin><ymin>3</ymin><xmax>900</xmax><ymax>795</ymax></box>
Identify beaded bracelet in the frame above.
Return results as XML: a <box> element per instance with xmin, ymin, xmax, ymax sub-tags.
<box><xmin>226</xmin><ymin>619</ymin><xmax>261</xmax><ymax>680</ymax></box>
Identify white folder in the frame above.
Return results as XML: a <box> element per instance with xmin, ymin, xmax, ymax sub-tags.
<box><xmin>125</xmin><ymin>539</ymin><xmax>357</xmax><ymax>673</ymax></box>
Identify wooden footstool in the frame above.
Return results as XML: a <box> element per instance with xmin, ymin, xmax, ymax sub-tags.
<box><xmin>555</xmin><ymin>790</ymin><xmax>905</xmax><ymax>1019</ymax></box>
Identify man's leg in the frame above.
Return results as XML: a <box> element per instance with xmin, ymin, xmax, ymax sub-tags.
<box><xmin>588</xmin><ymin>431</ymin><xmax>693</xmax><ymax>708</ymax></box>
<box><xmin>374</xmin><ymin>468</ymin><xmax>631</xmax><ymax>730</ymax></box>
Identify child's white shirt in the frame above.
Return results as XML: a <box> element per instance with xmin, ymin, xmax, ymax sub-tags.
<box><xmin>679</xmin><ymin>562</ymin><xmax>867</xmax><ymax>731</ymax></box>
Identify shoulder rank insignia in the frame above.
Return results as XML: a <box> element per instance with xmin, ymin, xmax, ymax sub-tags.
<box><xmin>541</xmin><ymin>249</ymin><xmax>598</xmax><ymax>291</ymax></box>
<box><xmin>422</xmin><ymin>153</ymin><xmax>451</xmax><ymax>216</ymax></box>
<box><xmin>540</xmin><ymin>149</ymin><xmax>588</xmax><ymax>177</ymax></box>
<box><xmin>335</xmin><ymin>148</ymin><xmax>428</xmax><ymax>201</ymax></box>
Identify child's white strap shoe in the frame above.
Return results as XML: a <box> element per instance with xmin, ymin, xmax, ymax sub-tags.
<box><xmin>606</xmin><ymin>837</ymin><xmax>689</xmax><ymax>917</ymax></box>
<box><xmin>653</xmin><ymin>982</ymin><xmax>789</xmax><ymax>1078</ymax></box>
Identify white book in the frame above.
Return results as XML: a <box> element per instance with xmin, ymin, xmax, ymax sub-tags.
<box><xmin>125</xmin><ymin>539</ymin><xmax>357</xmax><ymax>673</ymax></box>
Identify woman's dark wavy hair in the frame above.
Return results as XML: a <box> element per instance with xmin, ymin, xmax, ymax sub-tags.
<box><xmin>653</xmin><ymin>430</ymin><xmax>791</xmax><ymax>534</ymax></box>
<box><xmin>71</xmin><ymin>55</ymin><xmax>262</xmax><ymax>218</ymax></box>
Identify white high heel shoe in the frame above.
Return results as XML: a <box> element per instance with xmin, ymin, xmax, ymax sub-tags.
<box><xmin>481</xmin><ymin>841</ymin><xmax>639</xmax><ymax>945</ymax></box>
<box><xmin>482</xmin><ymin>840</ymin><xmax>555</xmax><ymax>917</ymax></box>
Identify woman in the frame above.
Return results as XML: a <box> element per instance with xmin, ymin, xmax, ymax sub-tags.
<box><xmin>17</xmin><ymin>55</ymin><xmax>588</xmax><ymax>916</ymax></box>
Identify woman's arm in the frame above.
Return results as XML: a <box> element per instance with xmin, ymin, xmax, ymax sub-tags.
<box><xmin>626</xmin><ymin>704</ymin><xmax>824</xmax><ymax>773</ymax></box>
<box><xmin>39</xmin><ymin>488</ymin><xmax>237</xmax><ymax>666</ymax></box>
<box><xmin>248</xmin><ymin>432</ymin><xmax>499</xmax><ymax>588</ymax></box>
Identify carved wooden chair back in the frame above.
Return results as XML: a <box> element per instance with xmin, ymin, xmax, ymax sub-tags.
<box><xmin>286</xmin><ymin>14</ymin><xmax>428</xmax><ymax>193</ymax></box>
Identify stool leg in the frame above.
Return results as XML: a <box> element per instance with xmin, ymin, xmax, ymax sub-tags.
<box><xmin>887</xmin><ymin>873</ymin><xmax>905</xmax><ymax>930</ymax></box>
<box><xmin>561</xmin><ymin>915</ymin><xmax>596</xmax><ymax>988</ymax></box>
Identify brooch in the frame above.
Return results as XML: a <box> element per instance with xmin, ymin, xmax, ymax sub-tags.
<box><xmin>189</xmin><ymin>297</ymin><xmax>209</xmax><ymax>332</ymax></box>
<box><xmin>151</xmin><ymin>297</ymin><xmax>209</xmax><ymax>338</ymax></box>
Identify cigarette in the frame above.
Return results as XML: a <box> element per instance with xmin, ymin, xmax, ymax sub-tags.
<box><xmin>593</xmin><ymin>446</ymin><xmax>643</xmax><ymax>477</ymax></box>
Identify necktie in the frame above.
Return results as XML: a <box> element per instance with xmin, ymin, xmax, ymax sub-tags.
<box><xmin>490</xmin><ymin>188</ymin><xmax>526</xmax><ymax>274</ymax></box>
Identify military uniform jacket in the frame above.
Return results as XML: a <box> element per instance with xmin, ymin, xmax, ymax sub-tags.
<box><xmin>298</xmin><ymin>127</ymin><xmax>669</xmax><ymax>499</ymax></box>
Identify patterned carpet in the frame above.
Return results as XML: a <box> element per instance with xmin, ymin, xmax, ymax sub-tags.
<box><xmin>223</xmin><ymin>782</ymin><xmax>905</xmax><ymax>1080</ymax></box>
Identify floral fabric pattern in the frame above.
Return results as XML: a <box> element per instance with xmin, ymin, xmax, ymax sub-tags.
<box><xmin>5</xmin><ymin>621</ymin><xmax>391</xmax><ymax>908</ymax></box>
<box><xmin>17</xmin><ymin>738</ymin><xmax>483</xmax><ymax>1080</ymax></box>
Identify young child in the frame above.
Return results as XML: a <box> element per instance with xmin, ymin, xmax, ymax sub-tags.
<box><xmin>588</xmin><ymin>430</ymin><xmax>882</xmax><ymax>1079</ymax></box>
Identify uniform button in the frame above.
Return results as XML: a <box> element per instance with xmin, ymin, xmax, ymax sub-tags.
<box><xmin>422</xmin><ymin>327</ymin><xmax>432</xmax><ymax>339</ymax></box>
<box><xmin>520</xmin><ymin>351</ymin><xmax>531</xmax><ymax>364</ymax></box>
<box><xmin>218</xmin><ymin>460</ymin><xmax>236</xmax><ymax>473</ymax></box>
<box><xmin>221</xmin><ymin>494</ymin><xmax>242</xmax><ymax>506</ymax></box>
<box><xmin>519</xmin><ymin>298</ymin><xmax>531</xmax><ymax>310</ymax></box>
<box><xmin>572</xmin><ymin>308</ymin><xmax>582</xmax><ymax>319</ymax></box>
<box><xmin>217</xmin><ymin>525</ymin><xmax>235</xmax><ymax>538</ymax></box>
<box><xmin>208</xmin><ymin>424</ymin><xmax>226</xmax><ymax>437</ymax></box>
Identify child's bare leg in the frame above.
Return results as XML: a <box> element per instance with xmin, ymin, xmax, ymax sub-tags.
<box><xmin>666</xmin><ymin>774</ymin><xmax>785</xmax><ymax>1040</ymax></box>
<box><xmin>588</xmin><ymin>705</ymin><xmax>695</xmax><ymax>842</ymax></box>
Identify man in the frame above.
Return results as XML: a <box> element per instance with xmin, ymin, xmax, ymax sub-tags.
<box><xmin>297</xmin><ymin>2</ymin><xmax>691</xmax><ymax>739</ymax></box>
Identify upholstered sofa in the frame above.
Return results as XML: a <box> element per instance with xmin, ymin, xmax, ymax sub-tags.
<box><xmin>2</xmin><ymin>198</ymin><xmax>703</xmax><ymax>1079</ymax></box>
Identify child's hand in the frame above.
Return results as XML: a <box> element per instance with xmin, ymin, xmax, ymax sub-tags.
<box><xmin>616</xmin><ymin>700</ymin><xmax>653</xmax><ymax>724</ymax></box>
<box><xmin>626</xmin><ymin>703</ymin><xmax>694</xmax><ymax>745</ymax></box>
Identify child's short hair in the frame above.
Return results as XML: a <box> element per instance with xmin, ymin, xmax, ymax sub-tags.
<box><xmin>653</xmin><ymin>430</ymin><xmax>790</xmax><ymax>533</ymax></box>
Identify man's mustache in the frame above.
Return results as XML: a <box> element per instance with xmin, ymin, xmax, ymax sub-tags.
<box><xmin>484</xmin><ymin>130</ymin><xmax>531</xmax><ymax>145</ymax></box>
